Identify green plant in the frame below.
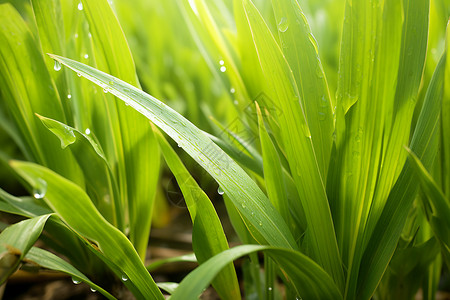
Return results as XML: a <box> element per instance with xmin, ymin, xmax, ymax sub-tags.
<box><xmin>0</xmin><ymin>0</ymin><xmax>449</xmax><ymax>299</ymax></box>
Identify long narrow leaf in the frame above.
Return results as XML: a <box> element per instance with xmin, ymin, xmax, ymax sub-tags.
<box><xmin>48</xmin><ymin>54</ymin><xmax>298</xmax><ymax>251</ymax></box>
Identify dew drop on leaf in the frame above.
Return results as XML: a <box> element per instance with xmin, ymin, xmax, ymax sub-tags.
<box><xmin>77</xmin><ymin>73</ymin><xmax>81</xmax><ymax>77</ymax></box>
<box><xmin>121</xmin><ymin>274</ymin><xmax>128</xmax><ymax>282</ymax></box>
<box><xmin>85</xmin><ymin>128</ymin><xmax>91</xmax><ymax>135</ymax></box>
<box><xmin>103</xmin><ymin>89</ymin><xmax>108</xmax><ymax>93</ymax></box>
<box><xmin>72</xmin><ymin>277</ymin><xmax>81</xmax><ymax>284</ymax></box>
<box><xmin>230</xmin><ymin>87</ymin><xmax>235</xmax><ymax>94</ymax></box>
<box><xmin>77</xmin><ymin>2</ymin><xmax>83</xmax><ymax>10</ymax></box>
<box><xmin>67</xmin><ymin>94</ymin><xmax>72</xmax><ymax>99</ymax></box>
<box><xmin>90</xmin><ymin>287</ymin><xmax>96</xmax><ymax>293</ymax></box>
<box><xmin>53</xmin><ymin>60</ymin><xmax>61</xmax><ymax>71</ymax></box>
<box><xmin>277</xmin><ymin>17</ymin><xmax>289</xmax><ymax>32</ymax></box>
<box><xmin>220</xmin><ymin>66</ymin><xmax>226</xmax><ymax>72</ymax></box>
<box><xmin>84</xmin><ymin>54</ymin><xmax>89</xmax><ymax>59</ymax></box>
<box><xmin>217</xmin><ymin>186</ymin><xmax>224</xmax><ymax>195</ymax></box>
<box><xmin>219</xmin><ymin>59</ymin><xmax>224</xmax><ymax>65</ymax></box>
<box><xmin>33</xmin><ymin>178</ymin><xmax>47</xmax><ymax>199</ymax></box>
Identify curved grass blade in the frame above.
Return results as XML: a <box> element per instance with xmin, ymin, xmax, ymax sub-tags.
<box><xmin>37</xmin><ymin>114</ymin><xmax>122</xmax><ymax>229</ymax></box>
<box><xmin>407</xmin><ymin>149</ymin><xmax>450</xmax><ymax>268</ymax></box>
<box><xmin>157</xmin><ymin>282</ymin><xmax>179</xmax><ymax>295</ymax></box>
<box><xmin>0</xmin><ymin>4</ymin><xmax>83</xmax><ymax>186</ymax></box>
<box><xmin>48</xmin><ymin>54</ymin><xmax>297</xmax><ymax>250</ymax></box>
<box><xmin>0</xmin><ymin>188</ymin><xmax>52</xmax><ymax>218</ymax></box>
<box><xmin>25</xmin><ymin>247</ymin><xmax>116</xmax><ymax>300</ymax></box>
<box><xmin>0</xmin><ymin>214</ymin><xmax>51</xmax><ymax>284</ymax></box>
<box><xmin>271</xmin><ymin>0</ymin><xmax>334</xmax><ymax>179</ymax></box>
<box><xmin>154</xmin><ymin>126</ymin><xmax>241</xmax><ymax>299</ymax></box>
<box><xmin>256</xmin><ymin>103</ymin><xmax>290</xmax><ymax>227</ymax></box>
<box><xmin>10</xmin><ymin>161</ymin><xmax>164</xmax><ymax>300</ymax></box>
<box><xmin>357</xmin><ymin>50</ymin><xmax>446</xmax><ymax>300</ymax></box>
<box><xmin>146</xmin><ymin>253</ymin><xmax>197</xmax><ymax>272</ymax></box>
<box><xmin>170</xmin><ymin>245</ymin><xmax>342</xmax><ymax>300</ymax></box>
<box><xmin>81</xmin><ymin>0</ymin><xmax>160</xmax><ymax>261</ymax></box>
<box><xmin>241</xmin><ymin>0</ymin><xmax>343</xmax><ymax>288</ymax></box>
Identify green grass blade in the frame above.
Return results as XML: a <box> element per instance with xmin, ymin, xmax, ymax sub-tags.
<box><xmin>256</xmin><ymin>103</ymin><xmax>290</xmax><ymax>228</ymax></box>
<box><xmin>154</xmin><ymin>126</ymin><xmax>241</xmax><ymax>300</ymax></box>
<box><xmin>0</xmin><ymin>214</ymin><xmax>51</xmax><ymax>284</ymax></box>
<box><xmin>80</xmin><ymin>0</ymin><xmax>160</xmax><ymax>261</ymax></box>
<box><xmin>10</xmin><ymin>161</ymin><xmax>164</xmax><ymax>300</ymax></box>
<box><xmin>37</xmin><ymin>114</ymin><xmax>123</xmax><ymax>229</ymax></box>
<box><xmin>49</xmin><ymin>53</ymin><xmax>298</xmax><ymax>250</ymax></box>
<box><xmin>170</xmin><ymin>245</ymin><xmax>343</xmax><ymax>300</ymax></box>
<box><xmin>241</xmin><ymin>0</ymin><xmax>343</xmax><ymax>288</ymax></box>
<box><xmin>0</xmin><ymin>3</ymin><xmax>83</xmax><ymax>185</ymax></box>
<box><xmin>357</xmin><ymin>51</ymin><xmax>445</xmax><ymax>300</ymax></box>
<box><xmin>270</xmin><ymin>0</ymin><xmax>334</xmax><ymax>179</ymax></box>
<box><xmin>443</xmin><ymin>20</ymin><xmax>450</xmax><ymax>199</ymax></box>
<box><xmin>146</xmin><ymin>253</ymin><xmax>197</xmax><ymax>272</ymax></box>
<box><xmin>25</xmin><ymin>247</ymin><xmax>116</xmax><ymax>300</ymax></box>
<box><xmin>407</xmin><ymin>149</ymin><xmax>450</xmax><ymax>268</ymax></box>
<box><xmin>0</xmin><ymin>188</ymin><xmax>52</xmax><ymax>217</ymax></box>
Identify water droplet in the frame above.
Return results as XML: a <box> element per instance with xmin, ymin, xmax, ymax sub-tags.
<box><xmin>220</xmin><ymin>66</ymin><xmax>226</xmax><ymax>72</ymax></box>
<box><xmin>77</xmin><ymin>2</ymin><xmax>83</xmax><ymax>10</ymax></box>
<box><xmin>72</xmin><ymin>277</ymin><xmax>81</xmax><ymax>284</ymax></box>
<box><xmin>85</xmin><ymin>128</ymin><xmax>91</xmax><ymax>135</ymax></box>
<box><xmin>33</xmin><ymin>178</ymin><xmax>47</xmax><ymax>199</ymax></box>
<box><xmin>268</xmin><ymin>287</ymin><xmax>273</xmax><ymax>291</ymax></box>
<box><xmin>88</xmin><ymin>32</ymin><xmax>92</xmax><ymax>38</ymax></box>
<box><xmin>258</xmin><ymin>221</ymin><xmax>263</xmax><ymax>226</ymax></box>
<box><xmin>320</xmin><ymin>95</ymin><xmax>327</xmax><ymax>107</ymax></box>
<box><xmin>233</xmin><ymin>100</ymin><xmax>238</xmax><ymax>105</ymax></box>
<box><xmin>103</xmin><ymin>89</ymin><xmax>108</xmax><ymax>93</ymax></box>
<box><xmin>77</xmin><ymin>73</ymin><xmax>81</xmax><ymax>77</ymax></box>
<box><xmin>218</xmin><ymin>187</ymin><xmax>224</xmax><ymax>195</ymax></box>
<box><xmin>90</xmin><ymin>287</ymin><xmax>96</xmax><ymax>292</ymax></box>
<box><xmin>219</xmin><ymin>60</ymin><xmax>224</xmax><ymax>65</ymax></box>
<box><xmin>302</xmin><ymin>122</ymin><xmax>311</xmax><ymax>138</ymax></box>
<box><xmin>278</xmin><ymin>17</ymin><xmax>289</xmax><ymax>32</ymax></box>
<box><xmin>230</xmin><ymin>87</ymin><xmax>235</xmax><ymax>94</ymax></box>
<box><xmin>53</xmin><ymin>60</ymin><xmax>61</xmax><ymax>71</ymax></box>
<box><xmin>84</xmin><ymin>54</ymin><xmax>89</xmax><ymax>59</ymax></box>
<box><xmin>121</xmin><ymin>274</ymin><xmax>128</xmax><ymax>282</ymax></box>
<box><xmin>241</xmin><ymin>203</ymin><xmax>246</xmax><ymax>209</ymax></box>
<box><xmin>67</xmin><ymin>94</ymin><xmax>72</xmax><ymax>99</ymax></box>
<box><xmin>74</xmin><ymin>33</ymin><xmax>78</xmax><ymax>39</ymax></box>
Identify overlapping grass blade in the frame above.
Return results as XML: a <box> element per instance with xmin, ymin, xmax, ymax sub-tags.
<box><xmin>0</xmin><ymin>215</ymin><xmax>50</xmax><ymax>284</ymax></box>
<box><xmin>154</xmin><ymin>126</ymin><xmax>241</xmax><ymax>299</ymax></box>
<box><xmin>10</xmin><ymin>161</ymin><xmax>164</xmax><ymax>300</ymax></box>
<box><xmin>48</xmin><ymin>54</ymin><xmax>298</xmax><ymax>250</ymax></box>
<box><xmin>0</xmin><ymin>4</ymin><xmax>83</xmax><ymax>185</ymax></box>
<box><xmin>25</xmin><ymin>247</ymin><xmax>116</xmax><ymax>300</ymax></box>
<box><xmin>241</xmin><ymin>0</ymin><xmax>343</xmax><ymax>288</ymax></box>
<box><xmin>256</xmin><ymin>103</ymin><xmax>290</xmax><ymax>227</ymax></box>
<box><xmin>356</xmin><ymin>51</ymin><xmax>445</xmax><ymax>300</ymax></box>
<box><xmin>80</xmin><ymin>0</ymin><xmax>160</xmax><ymax>260</ymax></box>
<box><xmin>407</xmin><ymin>150</ymin><xmax>450</xmax><ymax>268</ymax></box>
<box><xmin>38</xmin><ymin>115</ymin><xmax>122</xmax><ymax>229</ymax></box>
<box><xmin>170</xmin><ymin>245</ymin><xmax>343</xmax><ymax>300</ymax></box>
<box><xmin>270</xmin><ymin>0</ymin><xmax>334</xmax><ymax>179</ymax></box>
